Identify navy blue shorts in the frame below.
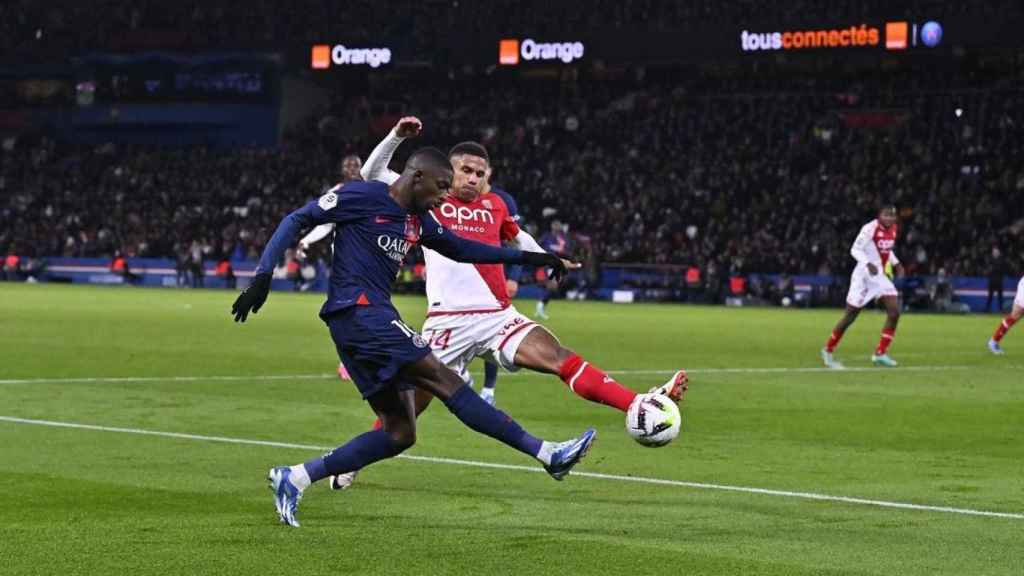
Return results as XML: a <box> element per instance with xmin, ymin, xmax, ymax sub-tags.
<box><xmin>326</xmin><ymin>305</ymin><xmax>432</xmax><ymax>399</ymax></box>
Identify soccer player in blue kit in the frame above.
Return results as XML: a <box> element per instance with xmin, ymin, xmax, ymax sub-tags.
<box><xmin>231</xmin><ymin>147</ymin><xmax>596</xmax><ymax>527</ymax></box>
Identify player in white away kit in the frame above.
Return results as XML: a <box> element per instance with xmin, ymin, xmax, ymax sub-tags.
<box><xmin>328</xmin><ymin>119</ymin><xmax>689</xmax><ymax>490</ymax></box>
<box><xmin>821</xmin><ymin>205</ymin><xmax>903</xmax><ymax>368</ymax></box>
<box><xmin>987</xmin><ymin>275</ymin><xmax>1024</xmax><ymax>354</ymax></box>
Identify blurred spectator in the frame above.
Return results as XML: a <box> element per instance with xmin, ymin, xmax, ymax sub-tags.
<box><xmin>215</xmin><ymin>258</ymin><xmax>236</xmax><ymax>290</ymax></box>
<box><xmin>175</xmin><ymin>245</ymin><xmax>190</xmax><ymax>288</ymax></box>
<box><xmin>110</xmin><ymin>251</ymin><xmax>138</xmax><ymax>284</ymax></box>
<box><xmin>986</xmin><ymin>246</ymin><xmax>1008</xmax><ymax>312</ymax></box>
<box><xmin>930</xmin><ymin>268</ymin><xmax>954</xmax><ymax>310</ymax></box>
<box><xmin>4</xmin><ymin>252</ymin><xmax>20</xmax><ymax>281</ymax></box>
<box><xmin>777</xmin><ymin>273</ymin><xmax>795</xmax><ymax>305</ymax></box>
<box><xmin>189</xmin><ymin>240</ymin><xmax>205</xmax><ymax>289</ymax></box>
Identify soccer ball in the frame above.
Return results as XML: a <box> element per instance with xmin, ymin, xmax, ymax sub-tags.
<box><xmin>626</xmin><ymin>393</ymin><xmax>681</xmax><ymax>447</ymax></box>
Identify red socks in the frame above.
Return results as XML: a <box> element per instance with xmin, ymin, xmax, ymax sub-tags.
<box><xmin>993</xmin><ymin>316</ymin><xmax>1017</xmax><ymax>342</ymax></box>
<box><xmin>875</xmin><ymin>327</ymin><xmax>896</xmax><ymax>356</ymax></box>
<box><xmin>365</xmin><ymin>356</ymin><xmax>637</xmax><ymax>422</ymax></box>
<box><xmin>825</xmin><ymin>330</ymin><xmax>843</xmax><ymax>353</ymax></box>
<box><xmin>557</xmin><ymin>354</ymin><xmax>636</xmax><ymax>412</ymax></box>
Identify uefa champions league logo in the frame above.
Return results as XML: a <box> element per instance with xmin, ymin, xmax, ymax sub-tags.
<box><xmin>921</xmin><ymin>22</ymin><xmax>942</xmax><ymax>47</ymax></box>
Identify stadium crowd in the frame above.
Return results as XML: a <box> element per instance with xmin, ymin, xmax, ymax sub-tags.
<box><xmin>4</xmin><ymin>64</ymin><xmax>1023</xmax><ymax>284</ymax></box>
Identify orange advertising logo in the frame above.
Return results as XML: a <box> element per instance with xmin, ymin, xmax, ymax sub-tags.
<box><xmin>498</xmin><ymin>38</ymin><xmax>585</xmax><ymax>64</ymax></box>
<box><xmin>499</xmin><ymin>39</ymin><xmax>520</xmax><ymax>65</ymax></box>
<box><xmin>885</xmin><ymin>22</ymin><xmax>908</xmax><ymax>50</ymax></box>
<box><xmin>310</xmin><ymin>44</ymin><xmax>392</xmax><ymax>69</ymax></box>
<box><xmin>311</xmin><ymin>45</ymin><xmax>331</xmax><ymax>69</ymax></box>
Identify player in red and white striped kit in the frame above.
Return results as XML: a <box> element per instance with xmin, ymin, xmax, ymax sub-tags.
<box><xmin>328</xmin><ymin>119</ymin><xmax>688</xmax><ymax>490</ymax></box>
<box><xmin>987</xmin><ymin>276</ymin><xmax>1024</xmax><ymax>354</ymax></box>
<box><xmin>821</xmin><ymin>205</ymin><xmax>904</xmax><ymax>368</ymax></box>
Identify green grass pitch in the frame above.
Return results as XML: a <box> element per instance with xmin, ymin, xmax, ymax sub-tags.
<box><xmin>1</xmin><ymin>283</ymin><xmax>1021</xmax><ymax>575</ymax></box>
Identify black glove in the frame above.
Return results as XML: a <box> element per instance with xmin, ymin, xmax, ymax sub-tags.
<box><xmin>522</xmin><ymin>252</ymin><xmax>569</xmax><ymax>282</ymax></box>
<box><xmin>231</xmin><ymin>273</ymin><xmax>271</xmax><ymax>323</ymax></box>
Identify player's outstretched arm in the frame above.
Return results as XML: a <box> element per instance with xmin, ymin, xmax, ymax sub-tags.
<box><xmin>360</xmin><ymin>116</ymin><xmax>421</xmax><ymax>185</ymax></box>
<box><xmin>232</xmin><ymin>195</ymin><xmax>341</xmax><ymax>322</ymax></box>
<box><xmin>512</xmin><ymin>229</ymin><xmax>581</xmax><ymax>279</ymax></box>
<box><xmin>513</xmin><ymin>229</ymin><xmax>547</xmax><ymax>253</ymax></box>
<box><xmin>298</xmin><ymin>223</ymin><xmax>335</xmax><ymax>256</ymax></box>
<box><xmin>420</xmin><ymin>215</ymin><xmax>573</xmax><ymax>280</ymax></box>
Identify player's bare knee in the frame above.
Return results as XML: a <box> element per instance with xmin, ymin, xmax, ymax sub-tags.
<box><xmin>413</xmin><ymin>390</ymin><xmax>435</xmax><ymax>415</ymax></box>
<box><xmin>386</xmin><ymin>422</ymin><xmax>416</xmax><ymax>451</ymax></box>
<box><xmin>552</xmin><ymin>346</ymin><xmax>576</xmax><ymax>370</ymax></box>
<box><xmin>430</xmin><ymin>365</ymin><xmax>466</xmax><ymax>399</ymax></box>
<box><xmin>406</xmin><ymin>356</ymin><xmax>453</xmax><ymax>399</ymax></box>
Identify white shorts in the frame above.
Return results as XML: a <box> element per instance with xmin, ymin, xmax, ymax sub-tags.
<box><xmin>420</xmin><ymin>306</ymin><xmax>542</xmax><ymax>385</ymax></box>
<box><xmin>1015</xmin><ymin>276</ymin><xmax>1024</xmax><ymax>309</ymax></box>
<box><xmin>846</xmin><ymin>264</ymin><xmax>898</xmax><ymax>308</ymax></box>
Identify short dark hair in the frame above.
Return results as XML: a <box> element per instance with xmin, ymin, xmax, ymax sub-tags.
<box><xmin>407</xmin><ymin>147</ymin><xmax>453</xmax><ymax>172</ymax></box>
<box><xmin>879</xmin><ymin>203</ymin><xmax>897</xmax><ymax>213</ymax></box>
<box><xmin>448</xmin><ymin>141</ymin><xmax>490</xmax><ymax>164</ymax></box>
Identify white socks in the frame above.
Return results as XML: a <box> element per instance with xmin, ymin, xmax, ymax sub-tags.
<box><xmin>289</xmin><ymin>464</ymin><xmax>311</xmax><ymax>490</ymax></box>
<box><xmin>535</xmin><ymin>441</ymin><xmax>557</xmax><ymax>466</ymax></box>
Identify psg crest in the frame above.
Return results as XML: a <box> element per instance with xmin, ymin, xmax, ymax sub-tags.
<box><xmin>404</xmin><ymin>215</ymin><xmax>421</xmax><ymax>243</ymax></box>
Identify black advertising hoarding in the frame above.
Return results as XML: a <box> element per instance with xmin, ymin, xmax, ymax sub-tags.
<box><xmin>297</xmin><ymin>16</ymin><xmax>1024</xmax><ymax>71</ymax></box>
<box><xmin>495</xmin><ymin>17</ymin><xmax>1024</xmax><ymax>65</ymax></box>
<box><xmin>475</xmin><ymin>20</ymin><xmax>965</xmax><ymax>68</ymax></box>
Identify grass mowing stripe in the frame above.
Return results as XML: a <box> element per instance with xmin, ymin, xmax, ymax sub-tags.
<box><xmin>0</xmin><ymin>364</ymin><xmax>984</xmax><ymax>385</ymax></box>
<box><xmin>2</xmin><ymin>414</ymin><xmax>1021</xmax><ymax>521</ymax></box>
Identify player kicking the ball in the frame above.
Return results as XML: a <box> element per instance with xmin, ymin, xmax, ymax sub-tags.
<box><xmin>233</xmin><ymin>146</ymin><xmax>596</xmax><ymax>527</ymax></box>
<box><xmin>987</xmin><ymin>275</ymin><xmax>1024</xmax><ymax>354</ymax></box>
<box><xmin>327</xmin><ymin>119</ymin><xmax>688</xmax><ymax>491</ymax></box>
<box><xmin>821</xmin><ymin>204</ymin><xmax>903</xmax><ymax>369</ymax></box>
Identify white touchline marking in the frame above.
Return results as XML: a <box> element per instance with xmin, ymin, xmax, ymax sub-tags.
<box><xmin>0</xmin><ymin>365</ymin><xmax>985</xmax><ymax>385</ymax></box>
<box><xmin>0</xmin><ymin>374</ymin><xmax>337</xmax><ymax>385</ymax></box>
<box><xmin>0</xmin><ymin>415</ymin><xmax>1020</xmax><ymax>521</ymax></box>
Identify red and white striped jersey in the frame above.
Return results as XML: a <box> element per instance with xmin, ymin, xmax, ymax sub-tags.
<box><xmin>850</xmin><ymin>219</ymin><xmax>900</xmax><ymax>268</ymax></box>
<box><xmin>423</xmin><ymin>192</ymin><xmax>521</xmax><ymax>316</ymax></box>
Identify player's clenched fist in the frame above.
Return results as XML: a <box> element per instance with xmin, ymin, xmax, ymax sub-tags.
<box><xmin>394</xmin><ymin>116</ymin><xmax>422</xmax><ymax>138</ymax></box>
